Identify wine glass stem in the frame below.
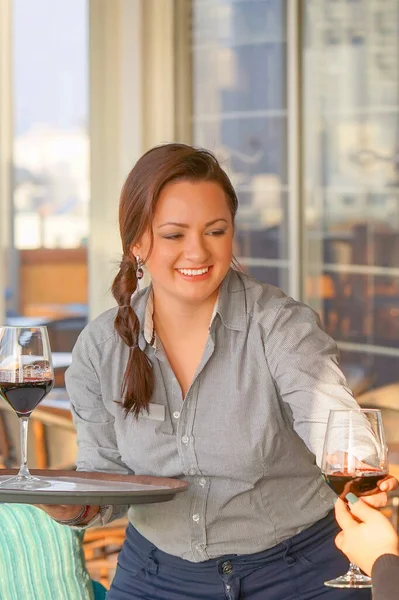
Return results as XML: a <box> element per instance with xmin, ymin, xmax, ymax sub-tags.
<box><xmin>348</xmin><ymin>563</ymin><xmax>363</xmax><ymax>577</ymax></box>
<box><xmin>18</xmin><ymin>416</ymin><xmax>31</xmax><ymax>478</ymax></box>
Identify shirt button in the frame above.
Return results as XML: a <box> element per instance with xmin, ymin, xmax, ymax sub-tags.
<box><xmin>192</xmin><ymin>513</ymin><xmax>200</xmax><ymax>522</ymax></box>
<box><xmin>188</xmin><ymin>468</ymin><xmax>196</xmax><ymax>476</ymax></box>
<box><xmin>221</xmin><ymin>561</ymin><xmax>233</xmax><ymax>575</ymax></box>
<box><xmin>173</xmin><ymin>411</ymin><xmax>180</xmax><ymax>419</ymax></box>
<box><xmin>181</xmin><ymin>435</ymin><xmax>189</xmax><ymax>444</ymax></box>
<box><xmin>199</xmin><ymin>478</ymin><xmax>206</xmax><ymax>487</ymax></box>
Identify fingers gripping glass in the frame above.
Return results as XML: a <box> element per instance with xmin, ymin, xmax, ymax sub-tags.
<box><xmin>0</xmin><ymin>327</ymin><xmax>54</xmax><ymax>489</ymax></box>
<box><xmin>321</xmin><ymin>408</ymin><xmax>388</xmax><ymax>589</ymax></box>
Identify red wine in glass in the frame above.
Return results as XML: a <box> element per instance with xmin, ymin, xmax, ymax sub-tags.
<box><xmin>321</xmin><ymin>408</ymin><xmax>388</xmax><ymax>589</ymax></box>
<box><xmin>0</xmin><ymin>326</ymin><xmax>54</xmax><ymax>489</ymax></box>
<box><xmin>0</xmin><ymin>379</ymin><xmax>54</xmax><ymax>417</ymax></box>
<box><xmin>322</xmin><ymin>469</ymin><xmax>388</xmax><ymax>499</ymax></box>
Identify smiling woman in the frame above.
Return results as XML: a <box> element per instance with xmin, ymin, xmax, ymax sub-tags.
<box><xmin>111</xmin><ymin>146</ymin><xmax>238</xmax><ymax>417</ymax></box>
<box><xmin>35</xmin><ymin>143</ymin><xmax>397</xmax><ymax>600</ymax></box>
<box><xmin>134</xmin><ymin>179</ymin><xmax>234</xmax><ymax>304</ymax></box>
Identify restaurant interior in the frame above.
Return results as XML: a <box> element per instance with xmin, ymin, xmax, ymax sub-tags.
<box><xmin>0</xmin><ymin>0</ymin><xmax>398</xmax><ymax>596</ymax></box>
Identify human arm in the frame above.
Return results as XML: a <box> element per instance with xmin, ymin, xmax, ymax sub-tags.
<box><xmin>264</xmin><ymin>299</ymin><xmax>397</xmax><ymax>505</ymax></box>
<box><xmin>334</xmin><ymin>495</ymin><xmax>399</xmax><ymax>599</ymax></box>
<box><xmin>371</xmin><ymin>555</ymin><xmax>399</xmax><ymax>600</ymax></box>
<box><xmin>34</xmin><ymin>503</ymin><xmax>101</xmax><ymax>525</ymax></box>
<box><xmin>36</xmin><ymin>329</ymin><xmax>130</xmax><ymax>527</ymax></box>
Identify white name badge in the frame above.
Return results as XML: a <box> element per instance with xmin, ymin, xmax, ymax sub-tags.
<box><xmin>140</xmin><ymin>403</ymin><xmax>166</xmax><ymax>422</ymax></box>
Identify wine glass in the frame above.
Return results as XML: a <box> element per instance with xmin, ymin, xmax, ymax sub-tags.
<box><xmin>321</xmin><ymin>408</ymin><xmax>388</xmax><ymax>588</ymax></box>
<box><xmin>0</xmin><ymin>326</ymin><xmax>54</xmax><ymax>489</ymax></box>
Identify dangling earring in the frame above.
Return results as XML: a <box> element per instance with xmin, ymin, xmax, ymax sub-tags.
<box><xmin>135</xmin><ymin>255</ymin><xmax>144</xmax><ymax>280</ymax></box>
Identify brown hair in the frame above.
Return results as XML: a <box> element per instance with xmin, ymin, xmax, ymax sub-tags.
<box><xmin>111</xmin><ymin>143</ymin><xmax>238</xmax><ymax>417</ymax></box>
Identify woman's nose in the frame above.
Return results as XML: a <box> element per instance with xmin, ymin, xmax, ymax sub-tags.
<box><xmin>184</xmin><ymin>235</ymin><xmax>210</xmax><ymax>263</ymax></box>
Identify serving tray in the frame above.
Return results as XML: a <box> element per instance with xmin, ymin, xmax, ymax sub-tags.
<box><xmin>0</xmin><ymin>470</ymin><xmax>188</xmax><ymax>505</ymax></box>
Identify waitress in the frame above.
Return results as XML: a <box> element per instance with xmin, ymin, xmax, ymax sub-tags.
<box><xmin>38</xmin><ymin>143</ymin><xmax>397</xmax><ymax>599</ymax></box>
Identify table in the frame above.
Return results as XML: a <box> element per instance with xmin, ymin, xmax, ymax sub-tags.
<box><xmin>5</xmin><ymin>317</ymin><xmax>51</xmax><ymax>327</ymax></box>
<box><xmin>341</xmin><ymin>363</ymin><xmax>374</xmax><ymax>397</ymax></box>
<box><xmin>52</xmin><ymin>352</ymin><xmax>72</xmax><ymax>369</ymax></box>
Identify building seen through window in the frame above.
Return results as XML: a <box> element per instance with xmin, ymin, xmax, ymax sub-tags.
<box><xmin>190</xmin><ymin>0</ymin><xmax>399</xmax><ymax>389</ymax></box>
<box><xmin>6</xmin><ymin>0</ymin><xmax>89</xmax><ymax>329</ymax></box>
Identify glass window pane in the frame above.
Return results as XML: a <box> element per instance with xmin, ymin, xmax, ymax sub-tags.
<box><xmin>340</xmin><ymin>350</ymin><xmax>399</xmax><ymax>394</ymax></box>
<box><xmin>239</xmin><ymin>265</ymin><xmax>289</xmax><ymax>291</ymax></box>
<box><xmin>303</xmin><ymin>0</ymin><xmax>399</xmax><ymax>389</ymax></box>
<box><xmin>13</xmin><ymin>0</ymin><xmax>89</xmax><ymax>250</ymax></box>
<box><xmin>234</xmin><ymin>190</ymin><xmax>288</xmax><ymax>260</ymax></box>
<box><xmin>191</xmin><ymin>0</ymin><xmax>290</xmax><ymax>286</ymax></box>
<box><xmin>7</xmin><ymin>0</ymin><xmax>89</xmax><ymax>326</ymax></box>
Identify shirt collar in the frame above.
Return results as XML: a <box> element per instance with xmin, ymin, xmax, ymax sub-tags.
<box><xmin>215</xmin><ymin>268</ymin><xmax>249</xmax><ymax>332</ymax></box>
<box><xmin>133</xmin><ymin>267</ymin><xmax>249</xmax><ymax>349</ymax></box>
<box><xmin>143</xmin><ymin>290</ymin><xmax>155</xmax><ymax>346</ymax></box>
<box><xmin>130</xmin><ymin>284</ymin><xmax>153</xmax><ymax>351</ymax></box>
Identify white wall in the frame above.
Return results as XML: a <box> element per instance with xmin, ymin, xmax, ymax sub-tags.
<box><xmin>0</xmin><ymin>0</ymin><xmax>12</xmax><ymax>325</ymax></box>
<box><xmin>89</xmin><ymin>0</ymin><xmax>182</xmax><ymax>317</ymax></box>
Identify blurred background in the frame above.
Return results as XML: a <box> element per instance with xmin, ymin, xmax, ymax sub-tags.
<box><xmin>2</xmin><ymin>0</ymin><xmax>398</xmax><ymax>395</ymax></box>
<box><xmin>0</xmin><ymin>0</ymin><xmax>398</xmax><ymax>404</ymax></box>
<box><xmin>0</xmin><ymin>0</ymin><xmax>398</xmax><ymax>587</ymax></box>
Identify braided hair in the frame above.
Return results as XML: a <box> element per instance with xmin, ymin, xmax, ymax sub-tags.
<box><xmin>111</xmin><ymin>143</ymin><xmax>238</xmax><ymax>417</ymax></box>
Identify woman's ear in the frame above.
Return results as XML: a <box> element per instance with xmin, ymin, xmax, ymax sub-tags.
<box><xmin>131</xmin><ymin>230</ymin><xmax>151</xmax><ymax>262</ymax></box>
<box><xmin>130</xmin><ymin>243</ymin><xmax>140</xmax><ymax>259</ymax></box>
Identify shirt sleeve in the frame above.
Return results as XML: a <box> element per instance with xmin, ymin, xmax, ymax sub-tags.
<box><xmin>371</xmin><ymin>554</ymin><xmax>399</xmax><ymax>600</ymax></box>
<box><xmin>65</xmin><ymin>330</ymin><xmax>130</xmax><ymax>527</ymax></box>
<box><xmin>265</xmin><ymin>298</ymin><xmax>360</xmax><ymax>466</ymax></box>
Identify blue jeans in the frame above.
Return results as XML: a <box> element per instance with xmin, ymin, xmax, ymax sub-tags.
<box><xmin>107</xmin><ymin>512</ymin><xmax>371</xmax><ymax>599</ymax></box>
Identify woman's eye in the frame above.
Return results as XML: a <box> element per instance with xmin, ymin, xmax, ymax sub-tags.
<box><xmin>163</xmin><ymin>233</ymin><xmax>183</xmax><ymax>240</ymax></box>
<box><xmin>207</xmin><ymin>229</ymin><xmax>226</xmax><ymax>236</ymax></box>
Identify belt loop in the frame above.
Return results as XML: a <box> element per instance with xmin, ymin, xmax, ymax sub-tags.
<box><xmin>146</xmin><ymin>550</ymin><xmax>159</xmax><ymax>575</ymax></box>
<box><xmin>282</xmin><ymin>541</ymin><xmax>296</xmax><ymax>566</ymax></box>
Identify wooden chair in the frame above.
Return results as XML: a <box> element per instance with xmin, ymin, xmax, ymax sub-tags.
<box><xmin>46</xmin><ymin>316</ymin><xmax>87</xmax><ymax>353</ymax></box>
<box><xmin>0</xmin><ymin>397</ymin><xmax>77</xmax><ymax>470</ymax></box>
<box><xmin>0</xmin><ymin>411</ymin><xmax>17</xmax><ymax>468</ymax></box>
<box><xmin>82</xmin><ymin>518</ymin><xmax>128</xmax><ymax>589</ymax></box>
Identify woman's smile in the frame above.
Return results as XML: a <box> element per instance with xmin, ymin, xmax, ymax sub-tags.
<box><xmin>175</xmin><ymin>265</ymin><xmax>213</xmax><ymax>281</ymax></box>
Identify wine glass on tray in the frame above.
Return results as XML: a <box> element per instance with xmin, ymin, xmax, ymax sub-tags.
<box><xmin>321</xmin><ymin>408</ymin><xmax>388</xmax><ymax>588</ymax></box>
<box><xmin>0</xmin><ymin>326</ymin><xmax>54</xmax><ymax>489</ymax></box>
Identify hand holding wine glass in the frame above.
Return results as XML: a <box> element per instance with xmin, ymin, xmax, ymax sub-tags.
<box><xmin>0</xmin><ymin>326</ymin><xmax>54</xmax><ymax>489</ymax></box>
<box><xmin>321</xmin><ymin>408</ymin><xmax>389</xmax><ymax>588</ymax></box>
<box><xmin>334</xmin><ymin>495</ymin><xmax>399</xmax><ymax>577</ymax></box>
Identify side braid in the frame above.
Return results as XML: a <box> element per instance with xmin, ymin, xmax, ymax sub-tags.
<box><xmin>111</xmin><ymin>256</ymin><xmax>154</xmax><ymax>417</ymax></box>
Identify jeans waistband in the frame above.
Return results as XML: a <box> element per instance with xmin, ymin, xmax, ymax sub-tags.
<box><xmin>123</xmin><ymin>511</ymin><xmax>337</xmax><ymax>573</ymax></box>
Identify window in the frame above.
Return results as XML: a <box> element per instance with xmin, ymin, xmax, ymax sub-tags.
<box><xmin>190</xmin><ymin>0</ymin><xmax>292</xmax><ymax>291</ymax></box>
<box><xmin>187</xmin><ymin>0</ymin><xmax>399</xmax><ymax>389</ymax></box>
<box><xmin>303</xmin><ymin>0</ymin><xmax>399</xmax><ymax>388</ymax></box>
<box><xmin>12</xmin><ymin>0</ymin><xmax>89</xmax><ymax>250</ymax></box>
<box><xmin>6</xmin><ymin>0</ymin><xmax>89</xmax><ymax>321</ymax></box>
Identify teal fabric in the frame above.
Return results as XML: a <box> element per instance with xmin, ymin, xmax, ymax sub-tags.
<box><xmin>0</xmin><ymin>504</ymin><xmax>95</xmax><ymax>600</ymax></box>
<box><xmin>92</xmin><ymin>581</ymin><xmax>107</xmax><ymax>600</ymax></box>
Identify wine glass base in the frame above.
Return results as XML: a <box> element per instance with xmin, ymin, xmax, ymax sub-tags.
<box><xmin>0</xmin><ymin>474</ymin><xmax>52</xmax><ymax>490</ymax></box>
<box><xmin>325</xmin><ymin>574</ymin><xmax>372</xmax><ymax>588</ymax></box>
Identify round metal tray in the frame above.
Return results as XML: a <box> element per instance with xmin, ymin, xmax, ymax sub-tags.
<box><xmin>0</xmin><ymin>470</ymin><xmax>188</xmax><ymax>505</ymax></box>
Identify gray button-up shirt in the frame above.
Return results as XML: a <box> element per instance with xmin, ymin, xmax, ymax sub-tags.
<box><xmin>65</xmin><ymin>269</ymin><xmax>359</xmax><ymax>562</ymax></box>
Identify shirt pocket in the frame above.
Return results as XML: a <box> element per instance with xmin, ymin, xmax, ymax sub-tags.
<box><xmin>136</xmin><ymin>401</ymin><xmax>174</xmax><ymax>435</ymax></box>
<box><xmin>113</xmin><ymin>400</ymin><xmax>174</xmax><ymax>472</ymax></box>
